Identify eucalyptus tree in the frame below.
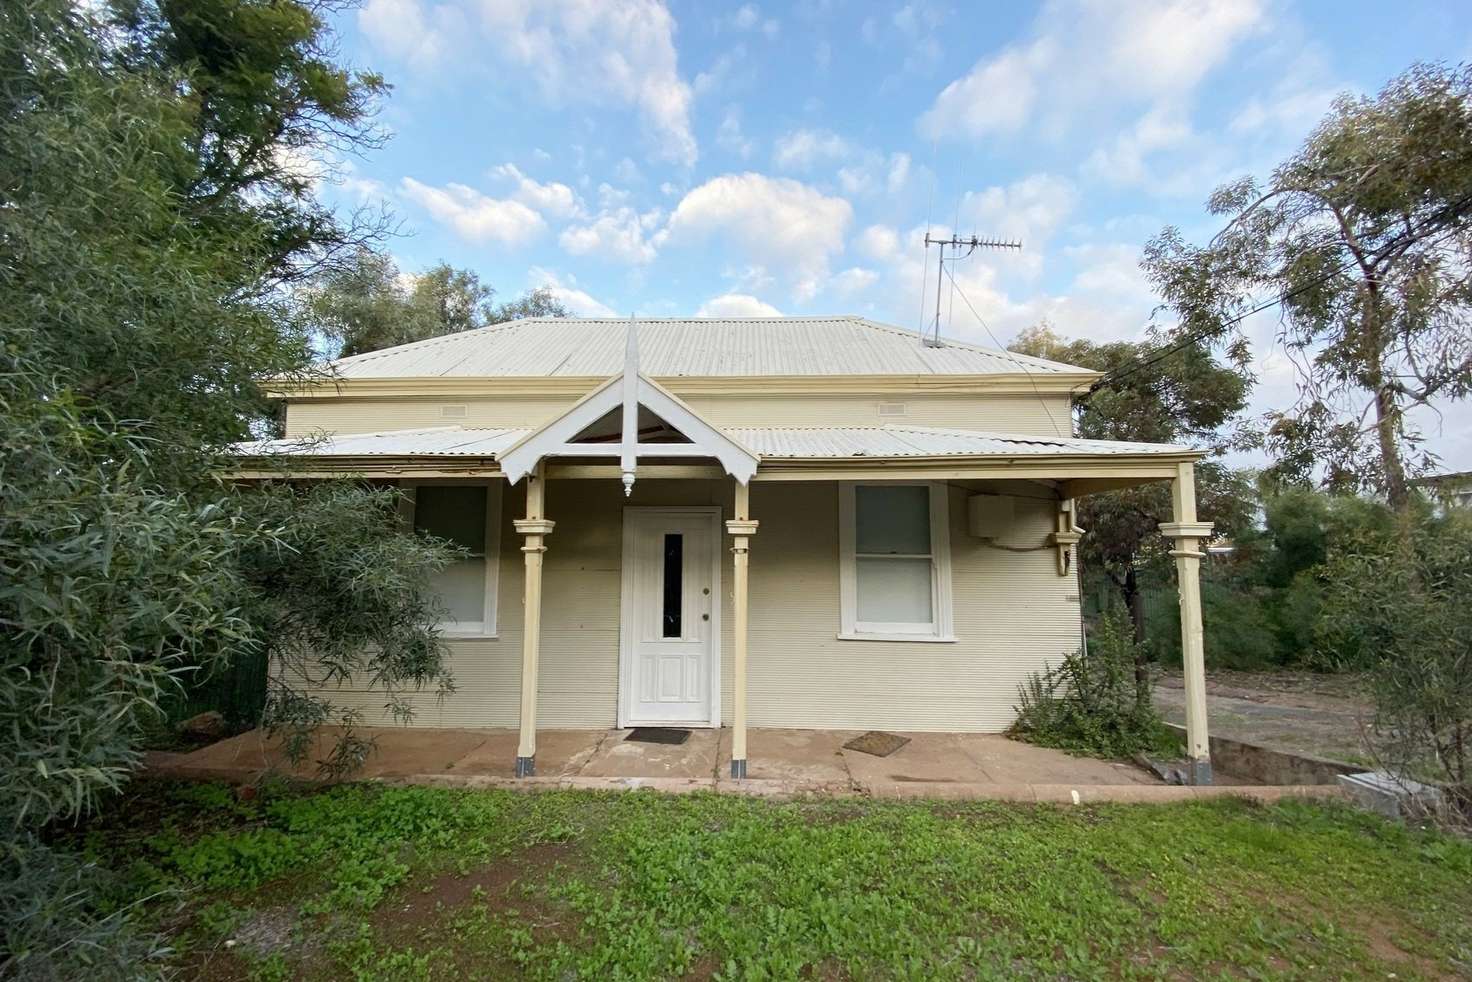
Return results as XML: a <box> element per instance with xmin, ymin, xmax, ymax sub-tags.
<box><xmin>309</xmin><ymin>248</ymin><xmax>571</xmax><ymax>358</ymax></box>
<box><xmin>1144</xmin><ymin>63</ymin><xmax>1472</xmax><ymax>508</ymax></box>
<box><xmin>1011</xmin><ymin>325</ymin><xmax>1254</xmax><ymax>664</ymax></box>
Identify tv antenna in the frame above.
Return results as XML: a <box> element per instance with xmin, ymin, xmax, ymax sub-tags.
<box><xmin>922</xmin><ymin>234</ymin><xmax>1021</xmax><ymax>347</ymax></box>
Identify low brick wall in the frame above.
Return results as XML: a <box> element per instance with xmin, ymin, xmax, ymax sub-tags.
<box><xmin>1165</xmin><ymin>723</ymin><xmax>1360</xmax><ymax>786</ymax></box>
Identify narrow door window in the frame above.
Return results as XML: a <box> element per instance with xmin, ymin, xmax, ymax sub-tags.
<box><xmin>662</xmin><ymin>533</ymin><xmax>683</xmax><ymax>637</ymax></box>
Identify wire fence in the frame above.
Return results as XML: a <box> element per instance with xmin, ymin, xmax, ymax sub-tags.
<box><xmin>1080</xmin><ymin>567</ymin><xmax>1174</xmax><ymax>625</ymax></box>
<box><xmin>163</xmin><ymin>648</ymin><xmax>269</xmax><ymax>728</ymax></box>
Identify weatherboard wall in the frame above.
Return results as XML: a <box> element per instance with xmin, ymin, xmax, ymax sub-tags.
<box><xmin>282</xmin><ymin>390</ymin><xmax>1074</xmax><ymax>440</ymax></box>
<box><xmin>305</xmin><ymin>478</ymin><xmax>1082</xmax><ymax>733</ymax></box>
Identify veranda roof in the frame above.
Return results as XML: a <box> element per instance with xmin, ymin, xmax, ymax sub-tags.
<box><xmin>231</xmin><ymin>424</ymin><xmax>1194</xmax><ymax>467</ymax></box>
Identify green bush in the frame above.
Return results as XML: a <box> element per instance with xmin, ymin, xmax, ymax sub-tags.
<box><xmin>1317</xmin><ymin>509</ymin><xmax>1472</xmax><ymax>814</ymax></box>
<box><xmin>1146</xmin><ymin>579</ymin><xmax>1288</xmax><ymax>671</ymax></box>
<box><xmin>1012</xmin><ymin>613</ymin><xmax>1179</xmax><ymax>759</ymax></box>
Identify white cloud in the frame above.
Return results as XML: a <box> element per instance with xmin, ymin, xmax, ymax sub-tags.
<box><xmin>920</xmin><ymin>46</ymin><xmax>1045</xmax><ymax>139</ymax></box>
<box><xmin>559</xmin><ymin>206</ymin><xmax>660</xmax><ymax>264</ymax></box>
<box><xmin>1228</xmin><ymin>46</ymin><xmax>1340</xmax><ymax>140</ymax></box>
<box><xmin>358</xmin><ymin>0</ymin><xmax>466</xmax><ymax>69</ymax></box>
<box><xmin>856</xmin><ymin>224</ymin><xmax>901</xmax><ymax>263</ymax></box>
<box><xmin>960</xmin><ymin>173</ymin><xmax>1078</xmax><ymax>247</ymax></box>
<box><xmin>726</xmin><ymin>3</ymin><xmax>779</xmax><ymax>37</ymax></box>
<box><xmin>363</xmin><ymin>0</ymin><xmax>698</xmax><ymax>167</ymax></box>
<box><xmin>1082</xmin><ymin>107</ymin><xmax>1245</xmax><ymax>195</ymax></box>
<box><xmin>829</xmin><ymin>267</ymin><xmax>879</xmax><ymax>297</ymax></box>
<box><xmin>659</xmin><ymin>172</ymin><xmax>854</xmax><ymax>301</ymax></box>
<box><xmin>717</xmin><ymin>106</ymin><xmax>755</xmax><ymax>159</ymax></box>
<box><xmin>488</xmin><ymin>163</ymin><xmax>582</xmax><ymax>219</ymax></box>
<box><xmin>399</xmin><ymin>178</ymin><xmax>545</xmax><ymax>245</ymax></box>
<box><xmin>693</xmin><ymin>43</ymin><xmax>749</xmax><ymax>97</ymax></box>
<box><xmin>527</xmin><ymin>267</ymin><xmax>618</xmax><ymax>317</ymax></box>
<box><xmin>837</xmin><ymin>151</ymin><xmax>913</xmax><ymax>196</ymax></box>
<box><xmin>919</xmin><ymin>0</ymin><xmax>1264</xmax><ymax>141</ymax></box>
<box><xmin>772</xmin><ymin>129</ymin><xmax>849</xmax><ymax>171</ymax></box>
<box><xmin>1082</xmin><ymin>108</ymin><xmax>1194</xmax><ymax>186</ymax></box>
<box><xmin>696</xmin><ymin>292</ymin><xmax>783</xmax><ymax>317</ymax></box>
<box><xmin>613</xmin><ymin>157</ymin><xmax>643</xmax><ymax>185</ymax></box>
<box><xmin>864</xmin><ymin>1</ymin><xmax>947</xmax><ymax>78</ymax></box>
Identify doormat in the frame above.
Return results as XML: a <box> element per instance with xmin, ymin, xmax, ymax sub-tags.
<box><xmin>626</xmin><ymin>727</ymin><xmax>691</xmax><ymax>745</ymax></box>
<box><xmin>843</xmin><ymin>731</ymin><xmax>910</xmax><ymax>757</ymax></box>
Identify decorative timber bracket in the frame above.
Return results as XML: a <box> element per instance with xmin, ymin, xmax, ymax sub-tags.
<box><xmin>497</xmin><ymin>320</ymin><xmax>759</xmax><ymax>494</ymax></box>
<box><xmin>1050</xmin><ymin>498</ymin><xmax>1084</xmax><ymax>576</ymax></box>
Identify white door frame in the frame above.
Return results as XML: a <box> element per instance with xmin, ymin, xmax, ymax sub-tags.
<box><xmin>618</xmin><ymin>506</ymin><xmax>722</xmax><ymax>728</ymax></box>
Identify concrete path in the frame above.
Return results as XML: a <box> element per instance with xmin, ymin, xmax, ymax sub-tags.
<box><xmin>146</xmin><ymin>725</ymin><xmax>1343</xmax><ymax>804</ymax></box>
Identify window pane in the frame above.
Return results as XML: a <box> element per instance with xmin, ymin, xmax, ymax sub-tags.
<box><xmin>431</xmin><ymin>559</ymin><xmax>486</xmax><ymax>623</ymax></box>
<box><xmin>662</xmin><ymin>533</ymin><xmax>683</xmax><ymax>638</ymax></box>
<box><xmin>856</xmin><ymin>557</ymin><xmax>932</xmax><ymax>624</ymax></box>
<box><xmin>855</xmin><ymin>485</ymin><xmax>930</xmax><ymax>555</ymax></box>
<box><xmin>414</xmin><ymin>485</ymin><xmax>487</xmax><ymax>554</ymax></box>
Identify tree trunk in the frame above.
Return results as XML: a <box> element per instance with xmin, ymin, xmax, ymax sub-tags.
<box><xmin>1121</xmin><ymin>565</ymin><xmax>1150</xmax><ymax>688</ymax></box>
<box><xmin>1375</xmin><ymin>382</ymin><xmax>1410</xmax><ymax>511</ymax></box>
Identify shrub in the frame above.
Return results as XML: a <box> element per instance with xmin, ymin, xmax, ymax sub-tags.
<box><xmin>1012</xmin><ymin>613</ymin><xmax>1179</xmax><ymax>759</ymax></box>
<box><xmin>1317</xmin><ymin>509</ymin><xmax>1472</xmax><ymax>818</ymax></box>
<box><xmin>1</xmin><ymin>836</ymin><xmax>172</xmax><ymax>981</ymax></box>
<box><xmin>1146</xmin><ymin>579</ymin><xmax>1287</xmax><ymax>671</ymax></box>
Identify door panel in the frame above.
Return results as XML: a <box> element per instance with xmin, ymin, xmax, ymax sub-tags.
<box><xmin>622</xmin><ymin>509</ymin><xmax>718</xmax><ymax>726</ymax></box>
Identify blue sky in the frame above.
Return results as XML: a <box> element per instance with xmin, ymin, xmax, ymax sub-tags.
<box><xmin>319</xmin><ymin>0</ymin><xmax>1472</xmax><ymax>468</ymax></box>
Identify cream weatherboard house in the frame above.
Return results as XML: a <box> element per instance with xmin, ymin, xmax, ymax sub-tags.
<box><xmin>237</xmin><ymin>317</ymin><xmax>1216</xmax><ymax>783</ymax></box>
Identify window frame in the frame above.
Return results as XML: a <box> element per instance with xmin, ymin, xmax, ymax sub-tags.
<box><xmin>400</xmin><ymin>480</ymin><xmax>502</xmax><ymax>639</ymax></box>
<box><xmin>837</xmin><ymin>481</ymin><xmax>955</xmax><ymax>642</ymax></box>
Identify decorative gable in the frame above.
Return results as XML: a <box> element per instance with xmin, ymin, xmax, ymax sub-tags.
<box><xmin>497</xmin><ymin>324</ymin><xmax>759</xmax><ymax>493</ymax></box>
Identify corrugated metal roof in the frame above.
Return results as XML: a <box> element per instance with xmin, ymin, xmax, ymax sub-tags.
<box><xmin>325</xmin><ymin>317</ymin><xmax>1091</xmax><ymax>379</ymax></box>
<box><xmin>235</xmin><ymin>427</ymin><xmax>527</xmax><ymax>458</ymax></box>
<box><xmin>730</xmin><ymin>426</ymin><xmax>1192</xmax><ymax>458</ymax></box>
<box><xmin>234</xmin><ymin>425</ymin><xmax>1189</xmax><ymax>461</ymax></box>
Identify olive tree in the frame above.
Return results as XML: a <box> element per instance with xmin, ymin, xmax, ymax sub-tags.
<box><xmin>1</xmin><ymin>1</ymin><xmax>460</xmax><ymax>972</ymax></box>
<box><xmin>1317</xmin><ymin>506</ymin><xmax>1472</xmax><ymax>816</ymax></box>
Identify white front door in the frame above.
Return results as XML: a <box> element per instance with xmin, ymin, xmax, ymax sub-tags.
<box><xmin>619</xmin><ymin>507</ymin><xmax>721</xmax><ymax>727</ymax></box>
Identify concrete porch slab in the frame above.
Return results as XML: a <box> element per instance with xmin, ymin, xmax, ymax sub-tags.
<box><xmin>145</xmin><ymin>725</ymin><xmax>1347</xmax><ymax>804</ymax></box>
<box><xmin>738</xmin><ymin>728</ymin><xmax>854</xmax><ymax>788</ymax></box>
<box><xmin>577</xmin><ymin>728</ymin><xmax>723</xmax><ymax>779</ymax></box>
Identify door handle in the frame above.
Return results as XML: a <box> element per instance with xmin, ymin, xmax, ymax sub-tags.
<box><xmin>702</xmin><ymin>613</ymin><xmax>710</xmax><ymax>621</ymax></box>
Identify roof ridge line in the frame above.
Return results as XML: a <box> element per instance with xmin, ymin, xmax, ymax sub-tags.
<box><xmin>328</xmin><ymin>320</ymin><xmax>527</xmax><ymax>369</ymax></box>
<box><xmin>850</xmin><ymin>317</ymin><xmax>1076</xmax><ymax>372</ymax></box>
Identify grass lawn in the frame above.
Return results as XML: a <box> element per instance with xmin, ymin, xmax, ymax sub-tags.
<box><xmin>57</xmin><ymin>780</ymin><xmax>1472</xmax><ymax>980</ymax></box>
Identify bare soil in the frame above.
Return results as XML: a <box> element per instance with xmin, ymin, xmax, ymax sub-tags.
<box><xmin>1155</xmin><ymin>669</ymin><xmax>1373</xmax><ymax>765</ymax></box>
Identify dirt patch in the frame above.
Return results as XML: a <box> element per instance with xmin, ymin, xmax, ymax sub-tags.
<box><xmin>1154</xmin><ymin>670</ymin><xmax>1372</xmax><ymax>765</ymax></box>
<box><xmin>371</xmin><ymin>840</ymin><xmax>579</xmax><ymax>935</ymax></box>
<box><xmin>1160</xmin><ymin>669</ymin><xmax>1371</xmax><ymax>713</ymax></box>
<box><xmin>1356</xmin><ymin>915</ymin><xmax>1457</xmax><ymax>981</ymax></box>
<box><xmin>228</xmin><ymin>906</ymin><xmax>299</xmax><ymax>958</ymax></box>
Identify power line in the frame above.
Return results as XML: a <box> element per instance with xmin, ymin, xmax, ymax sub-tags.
<box><xmin>1085</xmin><ymin>191</ymin><xmax>1472</xmax><ymax>400</ymax></box>
<box><xmin>941</xmin><ymin>264</ymin><xmax>1066</xmax><ymax>439</ymax></box>
<box><xmin>915</xmin><ymin>133</ymin><xmax>941</xmax><ymax>338</ymax></box>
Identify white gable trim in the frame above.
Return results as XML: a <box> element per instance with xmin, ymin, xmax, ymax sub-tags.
<box><xmin>498</xmin><ymin>324</ymin><xmax>759</xmax><ymax>491</ymax></box>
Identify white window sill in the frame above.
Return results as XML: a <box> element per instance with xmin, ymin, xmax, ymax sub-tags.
<box><xmin>837</xmin><ymin>632</ymin><xmax>957</xmax><ymax>643</ymax></box>
<box><xmin>440</xmin><ymin>630</ymin><xmax>499</xmax><ymax>641</ymax></box>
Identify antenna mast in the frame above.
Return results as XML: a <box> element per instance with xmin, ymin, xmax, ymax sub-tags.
<box><xmin>922</xmin><ymin>234</ymin><xmax>1021</xmax><ymax>347</ymax></box>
